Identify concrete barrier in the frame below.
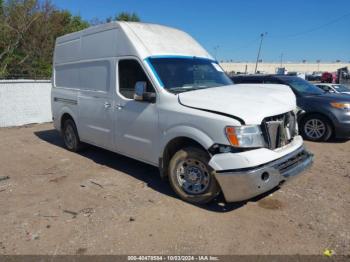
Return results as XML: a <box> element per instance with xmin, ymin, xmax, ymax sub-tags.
<box><xmin>0</xmin><ymin>80</ymin><xmax>52</xmax><ymax>127</ymax></box>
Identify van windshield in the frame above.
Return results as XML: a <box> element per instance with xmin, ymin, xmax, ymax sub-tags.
<box><xmin>147</xmin><ymin>57</ymin><xmax>233</xmax><ymax>93</ymax></box>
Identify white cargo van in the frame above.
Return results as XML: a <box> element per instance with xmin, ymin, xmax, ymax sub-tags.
<box><xmin>52</xmin><ymin>22</ymin><xmax>313</xmax><ymax>204</ymax></box>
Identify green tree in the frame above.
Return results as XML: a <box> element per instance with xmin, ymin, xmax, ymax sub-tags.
<box><xmin>0</xmin><ymin>2</ymin><xmax>142</xmax><ymax>79</ymax></box>
<box><xmin>0</xmin><ymin>0</ymin><xmax>39</xmax><ymax>77</ymax></box>
<box><xmin>18</xmin><ymin>7</ymin><xmax>89</xmax><ymax>77</ymax></box>
<box><xmin>65</xmin><ymin>12</ymin><xmax>89</xmax><ymax>33</ymax></box>
<box><xmin>115</xmin><ymin>12</ymin><xmax>140</xmax><ymax>22</ymax></box>
<box><xmin>0</xmin><ymin>0</ymin><xmax>3</xmax><ymax>15</ymax></box>
<box><xmin>0</xmin><ymin>0</ymin><xmax>89</xmax><ymax>78</ymax></box>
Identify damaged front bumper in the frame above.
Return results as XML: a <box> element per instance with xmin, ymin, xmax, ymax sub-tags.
<box><xmin>210</xmin><ymin>138</ymin><xmax>313</xmax><ymax>202</ymax></box>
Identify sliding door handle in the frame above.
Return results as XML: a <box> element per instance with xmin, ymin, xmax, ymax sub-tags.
<box><xmin>115</xmin><ymin>104</ymin><xmax>124</xmax><ymax>110</ymax></box>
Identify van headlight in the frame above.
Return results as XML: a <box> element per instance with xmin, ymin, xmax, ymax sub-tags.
<box><xmin>225</xmin><ymin>126</ymin><xmax>265</xmax><ymax>148</ymax></box>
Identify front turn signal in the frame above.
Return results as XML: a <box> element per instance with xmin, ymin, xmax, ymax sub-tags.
<box><xmin>225</xmin><ymin>127</ymin><xmax>239</xmax><ymax>146</ymax></box>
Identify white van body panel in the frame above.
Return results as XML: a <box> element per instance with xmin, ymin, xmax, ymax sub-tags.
<box><xmin>178</xmin><ymin>84</ymin><xmax>296</xmax><ymax>125</ymax></box>
<box><xmin>52</xmin><ymin>22</ymin><xmax>312</xmax><ymax>202</ymax></box>
<box><xmin>54</xmin><ymin>22</ymin><xmax>212</xmax><ymax>63</ymax></box>
<box><xmin>119</xmin><ymin>23</ymin><xmax>212</xmax><ymax>60</ymax></box>
<box><xmin>52</xmin><ymin>22</ymin><xmax>222</xmax><ymax>165</ymax></box>
<box><xmin>114</xmin><ymin>93</ymin><xmax>160</xmax><ymax>164</ymax></box>
<box><xmin>51</xmin><ymin>88</ymin><xmax>79</xmax><ymax>131</ymax></box>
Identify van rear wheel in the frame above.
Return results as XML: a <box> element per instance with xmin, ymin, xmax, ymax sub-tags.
<box><xmin>62</xmin><ymin>119</ymin><xmax>82</xmax><ymax>152</ymax></box>
<box><xmin>168</xmin><ymin>147</ymin><xmax>220</xmax><ymax>204</ymax></box>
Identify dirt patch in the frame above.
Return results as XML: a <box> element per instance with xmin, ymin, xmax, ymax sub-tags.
<box><xmin>258</xmin><ymin>198</ymin><xmax>284</xmax><ymax>210</ymax></box>
<box><xmin>49</xmin><ymin>175</ymin><xmax>67</xmax><ymax>183</ymax></box>
<box><xmin>0</xmin><ymin>123</ymin><xmax>349</xmax><ymax>255</ymax></box>
<box><xmin>76</xmin><ymin>248</ymin><xmax>87</xmax><ymax>255</ymax></box>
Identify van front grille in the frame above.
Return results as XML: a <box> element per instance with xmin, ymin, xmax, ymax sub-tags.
<box><xmin>262</xmin><ymin>112</ymin><xmax>297</xmax><ymax>150</ymax></box>
<box><xmin>275</xmin><ymin>150</ymin><xmax>309</xmax><ymax>174</ymax></box>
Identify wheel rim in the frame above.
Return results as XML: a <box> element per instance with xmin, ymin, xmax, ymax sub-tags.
<box><xmin>64</xmin><ymin>125</ymin><xmax>75</xmax><ymax>149</ymax></box>
<box><xmin>304</xmin><ymin>119</ymin><xmax>326</xmax><ymax>139</ymax></box>
<box><xmin>175</xmin><ymin>158</ymin><xmax>210</xmax><ymax>195</ymax></box>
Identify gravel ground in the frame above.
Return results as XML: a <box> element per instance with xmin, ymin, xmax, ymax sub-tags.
<box><xmin>0</xmin><ymin>123</ymin><xmax>349</xmax><ymax>255</ymax></box>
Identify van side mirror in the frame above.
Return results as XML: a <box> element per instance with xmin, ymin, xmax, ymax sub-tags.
<box><xmin>134</xmin><ymin>81</ymin><xmax>156</xmax><ymax>103</ymax></box>
<box><xmin>134</xmin><ymin>81</ymin><xmax>147</xmax><ymax>101</ymax></box>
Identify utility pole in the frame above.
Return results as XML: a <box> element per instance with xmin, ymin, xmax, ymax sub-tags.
<box><xmin>213</xmin><ymin>45</ymin><xmax>220</xmax><ymax>61</ymax></box>
<box><xmin>280</xmin><ymin>53</ymin><xmax>283</xmax><ymax>68</ymax></box>
<box><xmin>254</xmin><ymin>32</ymin><xmax>267</xmax><ymax>74</ymax></box>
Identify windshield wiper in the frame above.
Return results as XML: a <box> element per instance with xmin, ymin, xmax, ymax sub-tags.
<box><xmin>168</xmin><ymin>86</ymin><xmax>209</xmax><ymax>94</ymax></box>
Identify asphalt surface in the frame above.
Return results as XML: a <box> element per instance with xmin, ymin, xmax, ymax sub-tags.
<box><xmin>0</xmin><ymin>123</ymin><xmax>349</xmax><ymax>255</ymax></box>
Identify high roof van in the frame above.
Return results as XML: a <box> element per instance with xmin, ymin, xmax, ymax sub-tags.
<box><xmin>52</xmin><ymin>22</ymin><xmax>313</xmax><ymax>204</ymax></box>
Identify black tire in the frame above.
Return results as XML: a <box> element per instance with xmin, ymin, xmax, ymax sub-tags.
<box><xmin>62</xmin><ymin>119</ymin><xmax>82</xmax><ymax>152</ymax></box>
<box><xmin>168</xmin><ymin>147</ymin><xmax>220</xmax><ymax>204</ymax></box>
<box><xmin>300</xmin><ymin>114</ymin><xmax>333</xmax><ymax>142</ymax></box>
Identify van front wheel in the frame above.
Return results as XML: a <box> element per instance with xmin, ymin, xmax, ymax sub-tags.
<box><xmin>62</xmin><ymin>119</ymin><xmax>82</xmax><ymax>152</ymax></box>
<box><xmin>168</xmin><ymin>147</ymin><xmax>220</xmax><ymax>204</ymax></box>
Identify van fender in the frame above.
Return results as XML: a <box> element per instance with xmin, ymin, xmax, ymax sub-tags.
<box><xmin>57</xmin><ymin>106</ymin><xmax>78</xmax><ymax>132</ymax></box>
<box><xmin>158</xmin><ymin>125</ymin><xmax>215</xmax><ymax>178</ymax></box>
<box><xmin>160</xmin><ymin>125</ymin><xmax>214</xmax><ymax>156</ymax></box>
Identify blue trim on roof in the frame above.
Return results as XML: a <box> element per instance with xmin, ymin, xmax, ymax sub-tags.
<box><xmin>144</xmin><ymin>58</ymin><xmax>164</xmax><ymax>88</ymax></box>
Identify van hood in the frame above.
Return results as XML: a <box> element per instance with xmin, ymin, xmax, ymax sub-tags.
<box><xmin>178</xmin><ymin>84</ymin><xmax>296</xmax><ymax>125</ymax></box>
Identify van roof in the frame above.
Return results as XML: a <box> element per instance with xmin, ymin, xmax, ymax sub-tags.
<box><xmin>55</xmin><ymin>22</ymin><xmax>213</xmax><ymax>63</ymax></box>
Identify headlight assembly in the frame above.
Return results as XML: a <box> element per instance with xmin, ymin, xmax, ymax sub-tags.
<box><xmin>225</xmin><ymin>125</ymin><xmax>266</xmax><ymax>148</ymax></box>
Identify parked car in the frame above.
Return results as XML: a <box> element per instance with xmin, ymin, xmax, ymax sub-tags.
<box><xmin>315</xmin><ymin>83</ymin><xmax>350</xmax><ymax>95</ymax></box>
<box><xmin>306</xmin><ymin>72</ymin><xmax>322</xmax><ymax>82</ymax></box>
<box><xmin>321</xmin><ymin>72</ymin><xmax>337</xmax><ymax>83</ymax></box>
<box><xmin>232</xmin><ymin>75</ymin><xmax>350</xmax><ymax>141</ymax></box>
<box><xmin>52</xmin><ymin>22</ymin><xmax>313</xmax><ymax>204</ymax></box>
<box><xmin>287</xmin><ymin>71</ymin><xmax>306</xmax><ymax>80</ymax></box>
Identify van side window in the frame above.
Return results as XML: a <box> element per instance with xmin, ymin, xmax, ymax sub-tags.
<box><xmin>118</xmin><ymin>59</ymin><xmax>155</xmax><ymax>99</ymax></box>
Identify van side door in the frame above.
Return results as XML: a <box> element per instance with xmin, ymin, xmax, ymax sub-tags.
<box><xmin>77</xmin><ymin>60</ymin><xmax>114</xmax><ymax>149</ymax></box>
<box><xmin>114</xmin><ymin>58</ymin><xmax>159</xmax><ymax>165</ymax></box>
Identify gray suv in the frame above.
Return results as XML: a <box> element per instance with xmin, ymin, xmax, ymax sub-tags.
<box><xmin>232</xmin><ymin>75</ymin><xmax>350</xmax><ymax>141</ymax></box>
